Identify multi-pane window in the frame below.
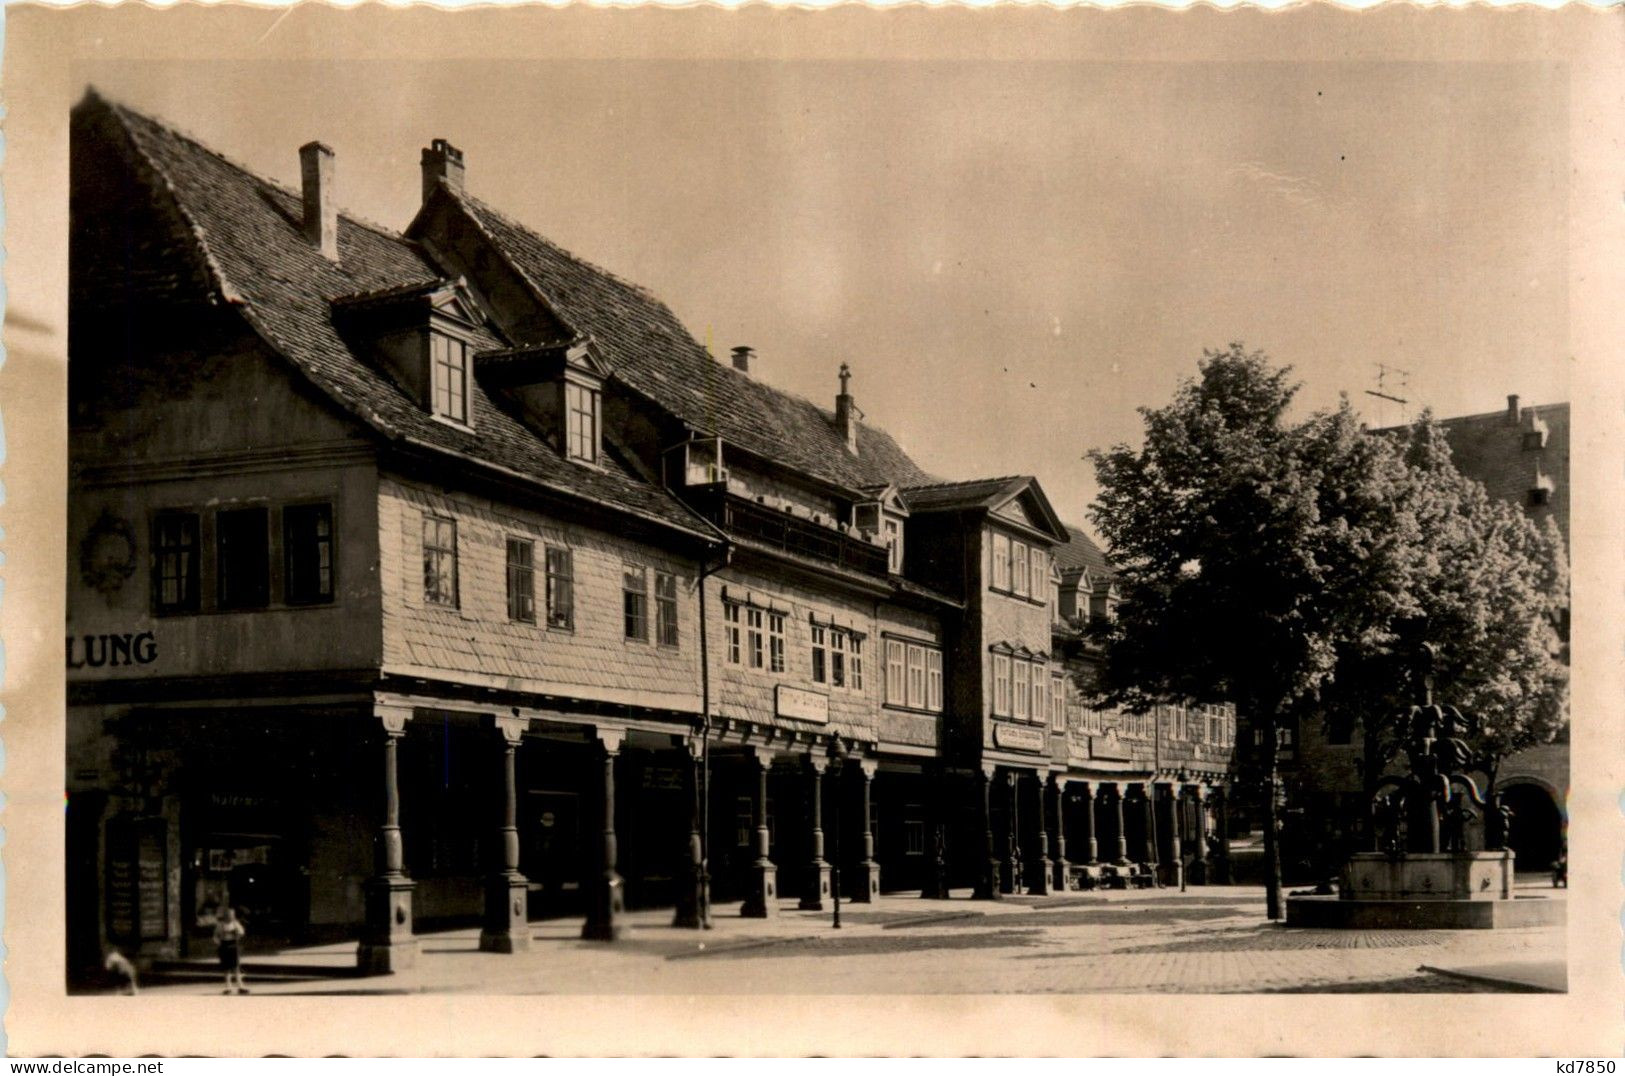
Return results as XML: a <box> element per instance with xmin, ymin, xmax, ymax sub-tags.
<box><xmin>1032</xmin><ymin>664</ymin><xmax>1048</xmax><ymax>728</ymax></box>
<box><xmin>1051</xmin><ymin>673</ymin><xmax>1066</xmax><ymax>732</ymax></box>
<box><xmin>811</xmin><ymin>625</ymin><xmax>827</xmax><ymax>684</ymax></box>
<box><xmin>1013</xmin><ymin>659</ymin><xmax>1030</xmax><ymax>720</ymax></box>
<box><xmin>747</xmin><ymin>607</ymin><xmax>765</xmax><ymax>669</ymax></box>
<box><xmin>1012</xmin><ymin>542</ymin><xmax>1030</xmax><ymax>597</ymax></box>
<box><xmin>565</xmin><ymin>381</ymin><xmax>599</xmax><ymax>463</ymax></box>
<box><xmin>283</xmin><ymin>503</ymin><xmax>334</xmax><ymax>605</ymax></box>
<box><xmin>724</xmin><ymin>602</ymin><xmax>743</xmax><ymax>665</ymax></box>
<box><xmin>926</xmin><ymin>650</ymin><xmax>943</xmax><ymax>711</ymax></box>
<box><xmin>545</xmin><ymin>547</ymin><xmax>574</xmax><ymax>629</ymax></box>
<box><xmin>1030</xmin><ymin>549</ymin><xmax>1047</xmax><ymax>602</ymax></box>
<box><xmin>886</xmin><ymin>640</ymin><xmax>906</xmax><ymax>704</ymax></box>
<box><xmin>904</xmin><ymin>817</ymin><xmax>926</xmax><ymax>856</ymax></box>
<box><xmin>991</xmin><ymin>532</ymin><xmax>1010</xmax><ymax>591</ymax></box>
<box><xmin>831</xmin><ymin>631</ymin><xmax>847</xmax><ymax>688</ymax></box>
<box><xmin>905</xmin><ymin>645</ymin><xmax>926</xmax><ymax>709</ymax></box>
<box><xmin>655</xmin><ymin>571</ymin><xmax>679</xmax><ymax>647</ymax></box>
<box><xmin>623</xmin><ymin>565</ymin><xmax>648</xmax><ymax>641</ymax></box>
<box><xmin>768</xmin><ymin>612</ymin><xmax>786</xmax><ymax>673</ymax></box>
<box><xmin>992</xmin><ymin>654</ymin><xmax>1011</xmax><ymax>716</ymax></box>
<box><xmin>506</xmin><ymin>537</ymin><xmax>535</xmax><ymax>623</ymax></box>
<box><xmin>422</xmin><ymin>515</ymin><xmax>458</xmax><ymax>607</ymax></box>
<box><xmin>883</xmin><ymin>518</ymin><xmax>902</xmax><ymax>573</ymax></box>
<box><xmin>217</xmin><ymin>507</ymin><xmax>270</xmax><ymax>610</ymax></box>
<box><xmin>849</xmin><ymin>636</ymin><xmax>864</xmax><ymax>691</ymax></box>
<box><xmin>431</xmin><ymin>333</ymin><xmax>468</xmax><ymax>424</ymax></box>
<box><xmin>153</xmin><ymin>512</ymin><xmax>200</xmax><ymax>614</ymax></box>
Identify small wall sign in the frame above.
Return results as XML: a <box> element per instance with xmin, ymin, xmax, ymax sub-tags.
<box><xmin>776</xmin><ymin>684</ymin><xmax>829</xmax><ymax>724</ymax></box>
<box><xmin>993</xmin><ymin>723</ymin><xmax>1047</xmax><ymax>753</ymax></box>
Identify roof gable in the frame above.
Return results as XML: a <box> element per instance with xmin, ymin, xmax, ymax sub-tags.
<box><xmin>419</xmin><ymin>189</ymin><xmax>937</xmax><ymax>494</ymax></box>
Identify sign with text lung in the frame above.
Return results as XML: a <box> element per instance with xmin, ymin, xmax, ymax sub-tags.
<box><xmin>776</xmin><ymin>685</ymin><xmax>830</xmax><ymax>724</ymax></box>
<box><xmin>994</xmin><ymin>722</ymin><xmax>1047</xmax><ymax>753</ymax></box>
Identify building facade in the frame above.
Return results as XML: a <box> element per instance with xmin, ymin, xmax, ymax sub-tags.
<box><xmin>66</xmin><ymin>92</ymin><xmax>1236</xmax><ymax>983</ymax></box>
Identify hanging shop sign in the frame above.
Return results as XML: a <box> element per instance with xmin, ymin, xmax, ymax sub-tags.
<box><xmin>776</xmin><ymin>685</ymin><xmax>830</xmax><ymax>724</ymax></box>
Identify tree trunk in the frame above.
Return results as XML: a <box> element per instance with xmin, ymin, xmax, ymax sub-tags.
<box><xmin>1262</xmin><ymin>720</ymin><xmax>1284</xmax><ymax>921</ymax></box>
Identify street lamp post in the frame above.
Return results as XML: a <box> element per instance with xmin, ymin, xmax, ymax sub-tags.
<box><xmin>829</xmin><ymin>738</ymin><xmax>849</xmax><ymax>929</ymax></box>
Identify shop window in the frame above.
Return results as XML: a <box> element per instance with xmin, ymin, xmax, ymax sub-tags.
<box><xmin>623</xmin><ymin>565</ymin><xmax>648</xmax><ymax>642</ymax></box>
<box><xmin>655</xmin><ymin>571</ymin><xmax>679</xmax><ymax>647</ymax></box>
<box><xmin>422</xmin><ymin>515</ymin><xmax>459</xmax><ymax>607</ymax></box>
<box><xmin>217</xmin><ymin>506</ymin><xmax>270</xmax><ymax>610</ymax></box>
<box><xmin>152</xmin><ymin>511</ymin><xmax>200</xmax><ymax>615</ymax></box>
<box><xmin>545</xmin><ymin>547</ymin><xmax>574</xmax><ymax>629</ymax></box>
<box><xmin>283</xmin><ymin>503</ymin><xmax>334</xmax><ymax>605</ymax></box>
<box><xmin>506</xmin><ymin>537</ymin><xmax>535</xmax><ymax>623</ymax></box>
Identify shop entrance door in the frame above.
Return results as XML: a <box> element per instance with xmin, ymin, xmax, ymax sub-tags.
<box><xmin>523</xmin><ymin>790</ymin><xmax>582</xmax><ymax>919</ymax></box>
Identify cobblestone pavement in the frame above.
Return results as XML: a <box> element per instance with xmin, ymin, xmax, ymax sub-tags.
<box><xmin>137</xmin><ymin>883</ymin><xmax>1565</xmax><ymax>996</ymax></box>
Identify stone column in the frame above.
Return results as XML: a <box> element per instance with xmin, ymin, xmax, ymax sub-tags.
<box><xmin>357</xmin><ymin>706</ymin><xmax>419</xmax><ymax>974</ymax></box>
<box><xmin>1161</xmin><ymin>782</ymin><xmax>1183</xmax><ymax>889</ymax></box>
<box><xmin>673</xmin><ymin>737</ymin><xmax>709</xmax><ymax>929</ymax></box>
<box><xmin>1050</xmin><ymin>775</ymin><xmax>1071</xmax><ymax>891</ymax></box>
<box><xmin>1029</xmin><ymin>771</ymin><xmax>1052</xmax><ymax>895</ymax></box>
<box><xmin>1139</xmin><ymin>783</ymin><xmax>1157</xmax><ymax>870</ymax></box>
<box><xmin>581</xmin><ymin>729</ymin><xmax>627</xmax><ymax>941</ymax></box>
<box><xmin>1112</xmin><ymin>782</ymin><xmax>1130</xmax><ymax>864</ymax></box>
<box><xmin>1188</xmin><ymin>784</ymin><xmax>1209</xmax><ymax>885</ymax></box>
<box><xmin>854</xmin><ymin>759</ymin><xmax>881</xmax><ymax>902</ymax></box>
<box><xmin>480</xmin><ymin>714</ymin><xmax>532</xmax><ymax>953</ymax></box>
<box><xmin>740</xmin><ymin>748</ymin><xmax>779</xmax><ymax>917</ymax></box>
<box><xmin>973</xmin><ymin>764</ymin><xmax>1001</xmax><ymax>901</ymax></box>
<box><xmin>800</xmin><ymin>754</ymin><xmax>831</xmax><ymax>910</ymax></box>
<box><xmin>1080</xmin><ymin>781</ymin><xmax>1099</xmax><ymax>864</ymax></box>
<box><xmin>1214</xmin><ymin>784</ymin><xmax>1232</xmax><ymax>884</ymax></box>
<box><xmin>1001</xmin><ymin>770</ymin><xmax>1022</xmax><ymax>894</ymax></box>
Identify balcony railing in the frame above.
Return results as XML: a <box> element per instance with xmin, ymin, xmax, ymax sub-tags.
<box><xmin>685</xmin><ymin>487</ymin><xmax>891</xmax><ymax>577</ymax></box>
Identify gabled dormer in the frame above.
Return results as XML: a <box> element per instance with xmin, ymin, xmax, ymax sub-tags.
<box><xmin>853</xmin><ymin>484</ymin><xmax>910</xmax><ymax>574</ymax></box>
<box><xmin>475</xmin><ymin>336</ymin><xmax>610</xmax><ymax>465</ymax></box>
<box><xmin>332</xmin><ymin>277</ymin><xmax>488</xmax><ymax>430</ymax></box>
<box><xmin>663</xmin><ymin>434</ymin><xmax>728</xmax><ymax>490</ymax></box>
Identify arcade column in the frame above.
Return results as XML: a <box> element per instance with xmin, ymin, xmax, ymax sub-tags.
<box><xmin>1109</xmin><ymin>782</ymin><xmax>1129</xmax><ymax>865</ymax></box>
<box><xmin>357</xmin><ymin>705</ymin><xmax>419</xmax><ymax>974</ymax></box>
<box><xmin>581</xmin><ymin>727</ymin><xmax>626</xmax><ymax>941</ymax></box>
<box><xmin>973</xmin><ymin>764</ymin><xmax>1001</xmax><ymax>901</ymax></box>
<box><xmin>740</xmin><ymin>748</ymin><xmax>779</xmax><ymax>917</ymax></box>
<box><xmin>1187</xmin><ymin>784</ymin><xmax>1210</xmax><ymax>886</ymax></box>
<box><xmin>1050</xmin><ymin>775</ymin><xmax>1071</xmax><ymax>891</ymax></box>
<box><xmin>1079</xmin><ymin>780</ymin><xmax>1099</xmax><ymax>865</ymax></box>
<box><xmin>799</xmin><ymin>753</ymin><xmax>831</xmax><ymax>911</ymax></box>
<box><xmin>1159</xmin><ymin>782</ymin><xmax>1184</xmax><ymax>889</ymax></box>
<box><xmin>1138</xmin><ymin>782</ymin><xmax>1157</xmax><ymax>870</ymax></box>
<box><xmin>854</xmin><ymin>759</ymin><xmax>881</xmax><ymax>902</ymax></box>
<box><xmin>480</xmin><ymin>713</ymin><xmax>532</xmax><ymax>953</ymax></box>
<box><xmin>1028</xmin><ymin>771</ymin><xmax>1052</xmax><ymax>896</ymax></box>
<box><xmin>673</xmin><ymin>737</ymin><xmax>709</xmax><ymax>929</ymax></box>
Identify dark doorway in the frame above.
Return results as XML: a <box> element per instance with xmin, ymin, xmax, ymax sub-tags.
<box><xmin>1500</xmin><ymin>782</ymin><xmax>1563</xmax><ymax>872</ymax></box>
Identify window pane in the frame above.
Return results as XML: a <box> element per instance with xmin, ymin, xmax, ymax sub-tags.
<box><xmin>656</xmin><ymin>571</ymin><xmax>679</xmax><ymax>647</ymax></box>
<box><xmin>284</xmin><ymin>503</ymin><xmax>335</xmax><ymax>605</ymax></box>
<box><xmin>831</xmin><ymin>630</ymin><xmax>846</xmax><ymax>688</ymax></box>
<box><xmin>991</xmin><ymin>533</ymin><xmax>1010</xmax><ymax>591</ymax></box>
<box><xmin>1012</xmin><ymin>543</ymin><xmax>1029</xmax><ymax>597</ymax></box>
<box><xmin>623</xmin><ymin>566</ymin><xmax>647</xmax><ymax>640</ymax></box>
<box><xmin>926</xmin><ymin>649</ymin><xmax>942</xmax><ymax>712</ymax></box>
<box><xmin>154</xmin><ymin>513</ymin><xmax>200</xmax><ymax>613</ymax></box>
<box><xmin>506</xmin><ymin>538</ymin><xmax>535</xmax><ymax>622</ymax></box>
<box><xmin>886</xmin><ymin>641</ymin><xmax>906</xmax><ymax>705</ymax></box>
<box><xmin>545</xmin><ymin>547</ymin><xmax>574</xmax><ymax>628</ymax></box>
<box><xmin>217</xmin><ymin>507</ymin><xmax>270</xmax><ymax>609</ymax></box>
<box><xmin>423</xmin><ymin>516</ymin><xmax>458</xmax><ymax>606</ymax></box>
<box><xmin>748</xmin><ymin>607</ymin><xmax>764</xmax><ymax>668</ymax></box>
<box><xmin>811</xmin><ymin>625</ymin><xmax>826</xmax><ymax>684</ymax></box>
<box><xmin>769</xmin><ymin>612</ymin><xmax>786</xmax><ymax>673</ymax></box>
<box><xmin>993</xmin><ymin>654</ymin><xmax>1011</xmax><ymax>716</ymax></box>
<box><xmin>849</xmin><ymin>636</ymin><xmax>863</xmax><ymax>691</ymax></box>
<box><xmin>1013</xmin><ymin>660</ymin><xmax>1029</xmax><ymax>719</ymax></box>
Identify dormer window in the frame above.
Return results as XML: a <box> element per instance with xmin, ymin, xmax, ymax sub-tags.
<box><xmin>853</xmin><ymin>488</ymin><xmax>909</xmax><ymax>575</ymax></box>
<box><xmin>431</xmin><ymin>332</ymin><xmax>470</xmax><ymax>424</ymax></box>
<box><xmin>565</xmin><ymin>379</ymin><xmax>600</xmax><ymax>463</ymax></box>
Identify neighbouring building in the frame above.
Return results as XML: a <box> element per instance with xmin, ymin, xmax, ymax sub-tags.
<box><xmin>65</xmin><ymin>91</ymin><xmax>1237</xmax><ymax>985</ymax></box>
<box><xmin>1282</xmin><ymin>396</ymin><xmax>1571</xmax><ymax>881</ymax></box>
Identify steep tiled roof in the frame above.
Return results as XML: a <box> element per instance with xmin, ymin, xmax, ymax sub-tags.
<box><xmin>898</xmin><ymin>476</ymin><xmax>1031</xmax><ymax>513</ymax></box>
<box><xmin>444</xmin><ymin>191</ymin><xmax>936</xmax><ymax>493</ymax></box>
<box><xmin>1053</xmin><ymin>524</ymin><xmax>1112</xmax><ymax>580</ymax></box>
<box><xmin>83</xmin><ymin>93</ymin><xmax>718</xmax><ymax>542</ymax></box>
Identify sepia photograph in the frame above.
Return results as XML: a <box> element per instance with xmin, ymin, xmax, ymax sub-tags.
<box><xmin>4</xmin><ymin>2</ymin><xmax>1621</xmax><ymax>1058</ymax></box>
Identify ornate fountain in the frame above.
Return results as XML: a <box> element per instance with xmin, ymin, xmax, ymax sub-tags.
<box><xmin>1286</xmin><ymin>644</ymin><xmax>1562</xmax><ymax>929</ymax></box>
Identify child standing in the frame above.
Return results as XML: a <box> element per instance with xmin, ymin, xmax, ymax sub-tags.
<box><xmin>213</xmin><ymin>905</ymin><xmax>248</xmax><ymax>994</ymax></box>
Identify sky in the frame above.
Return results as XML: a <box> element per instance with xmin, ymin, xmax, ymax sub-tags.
<box><xmin>77</xmin><ymin>54</ymin><xmax>1570</xmax><ymax>529</ymax></box>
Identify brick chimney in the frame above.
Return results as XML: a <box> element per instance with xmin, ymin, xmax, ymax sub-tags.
<box><xmin>835</xmin><ymin>363</ymin><xmax>861</xmax><ymax>453</ymax></box>
<box><xmin>1506</xmin><ymin>394</ymin><xmax>1521</xmax><ymax>423</ymax></box>
<box><xmin>731</xmin><ymin>346</ymin><xmax>755</xmax><ymax>374</ymax></box>
<box><xmin>299</xmin><ymin>142</ymin><xmax>338</xmax><ymax>261</ymax></box>
<box><xmin>421</xmin><ymin>139</ymin><xmax>466</xmax><ymax>204</ymax></box>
